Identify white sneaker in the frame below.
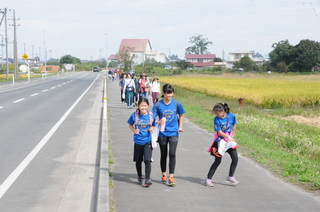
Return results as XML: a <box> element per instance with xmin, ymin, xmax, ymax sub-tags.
<box><xmin>226</xmin><ymin>176</ymin><xmax>239</xmax><ymax>184</ymax></box>
<box><xmin>204</xmin><ymin>178</ymin><xmax>214</xmax><ymax>187</ymax></box>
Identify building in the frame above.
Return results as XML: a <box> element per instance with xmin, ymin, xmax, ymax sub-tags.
<box><xmin>39</xmin><ymin>65</ymin><xmax>60</xmax><ymax>72</ymax></box>
<box><xmin>185</xmin><ymin>54</ymin><xmax>216</xmax><ymax>68</ymax></box>
<box><xmin>227</xmin><ymin>50</ymin><xmax>264</xmax><ymax>68</ymax></box>
<box><xmin>108</xmin><ymin>54</ymin><xmax>119</xmax><ymax>63</ymax></box>
<box><xmin>117</xmin><ymin>39</ymin><xmax>169</xmax><ymax>65</ymax></box>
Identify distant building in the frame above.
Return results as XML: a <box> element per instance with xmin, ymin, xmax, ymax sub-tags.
<box><xmin>185</xmin><ymin>54</ymin><xmax>216</xmax><ymax>68</ymax></box>
<box><xmin>39</xmin><ymin>65</ymin><xmax>60</xmax><ymax>72</ymax></box>
<box><xmin>227</xmin><ymin>50</ymin><xmax>264</xmax><ymax>68</ymax></box>
<box><xmin>118</xmin><ymin>39</ymin><xmax>169</xmax><ymax>65</ymax></box>
<box><xmin>108</xmin><ymin>54</ymin><xmax>119</xmax><ymax>63</ymax></box>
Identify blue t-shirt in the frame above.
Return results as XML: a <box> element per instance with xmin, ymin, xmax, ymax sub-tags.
<box><xmin>214</xmin><ymin>113</ymin><xmax>237</xmax><ymax>141</ymax></box>
<box><xmin>127</xmin><ymin>112</ymin><xmax>156</xmax><ymax>145</ymax></box>
<box><xmin>152</xmin><ymin>99</ymin><xmax>185</xmax><ymax>137</ymax></box>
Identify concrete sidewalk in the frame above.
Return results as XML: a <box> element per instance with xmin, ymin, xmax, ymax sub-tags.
<box><xmin>108</xmin><ymin>80</ymin><xmax>320</xmax><ymax>212</ymax></box>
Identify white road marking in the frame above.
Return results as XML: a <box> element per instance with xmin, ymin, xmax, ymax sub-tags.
<box><xmin>0</xmin><ymin>73</ymin><xmax>100</xmax><ymax>199</ymax></box>
<box><xmin>43</xmin><ymin>89</ymin><xmax>48</xmax><ymax>92</ymax></box>
<box><xmin>31</xmin><ymin>93</ymin><xmax>39</xmax><ymax>97</ymax></box>
<box><xmin>51</xmin><ymin>87</ymin><xmax>56</xmax><ymax>89</ymax></box>
<box><xmin>13</xmin><ymin>98</ymin><xmax>25</xmax><ymax>103</ymax></box>
<box><xmin>58</xmin><ymin>84</ymin><xmax>61</xmax><ymax>87</ymax></box>
<box><xmin>0</xmin><ymin>106</ymin><xmax>3</xmax><ymax>109</ymax></box>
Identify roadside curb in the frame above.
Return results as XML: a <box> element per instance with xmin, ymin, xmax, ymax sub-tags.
<box><xmin>97</xmin><ymin>74</ymin><xmax>110</xmax><ymax>212</ymax></box>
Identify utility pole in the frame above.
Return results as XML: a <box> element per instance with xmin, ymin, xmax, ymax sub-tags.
<box><xmin>1</xmin><ymin>8</ymin><xmax>9</xmax><ymax>79</ymax></box>
<box><xmin>0</xmin><ymin>35</ymin><xmax>3</xmax><ymax>68</ymax></box>
<box><xmin>32</xmin><ymin>45</ymin><xmax>34</xmax><ymax>59</ymax></box>
<box><xmin>44</xmin><ymin>30</ymin><xmax>47</xmax><ymax>77</ymax></box>
<box><xmin>13</xmin><ymin>9</ymin><xmax>19</xmax><ymax>79</ymax></box>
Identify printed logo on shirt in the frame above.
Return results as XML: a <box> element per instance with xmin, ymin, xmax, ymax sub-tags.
<box><xmin>163</xmin><ymin>110</ymin><xmax>175</xmax><ymax>122</ymax></box>
<box><xmin>138</xmin><ymin>119</ymin><xmax>150</xmax><ymax>132</ymax></box>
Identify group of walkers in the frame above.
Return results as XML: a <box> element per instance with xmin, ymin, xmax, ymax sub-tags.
<box><xmin>126</xmin><ymin>81</ymin><xmax>240</xmax><ymax>188</ymax></box>
<box><xmin>119</xmin><ymin>72</ymin><xmax>160</xmax><ymax>109</ymax></box>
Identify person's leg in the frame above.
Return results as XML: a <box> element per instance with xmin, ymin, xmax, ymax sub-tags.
<box><xmin>125</xmin><ymin>91</ymin><xmax>130</xmax><ymax>107</ymax></box>
<box><xmin>151</xmin><ymin>92</ymin><xmax>156</xmax><ymax>104</ymax></box>
<box><xmin>120</xmin><ymin>89</ymin><xmax>124</xmax><ymax>102</ymax></box>
<box><xmin>207</xmin><ymin>156</ymin><xmax>222</xmax><ymax>179</ymax></box>
<box><xmin>133</xmin><ymin>143</ymin><xmax>144</xmax><ymax>184</ymax></box>
<box><xmin>227</xmin><ymin>148</ymin><xmax>238</xmax><ymax>177</ymax></box>
<box><xmin>158</xmin><ymin>137</ymin><xmax>168</xmax><ymax>177</ymax></box>
<box><xmin>143</xmin><ymin>144</ymin><xmax>153</xmax><ymax>179</ymax></box>
<box><xmin>168</xmin><ymin>136</ymin><xmax>179</xmax><ymax>177</ymax></box>
<box><xmin>154</xmin><ymin>92</ymin><xmax>159</xmax><ymax>103</ymax></box>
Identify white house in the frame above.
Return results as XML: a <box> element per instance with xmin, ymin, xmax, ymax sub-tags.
<box><xmin>118</xmin><ymin>39</ymin><xmax>169</xmax><ymax>65</ymax></box>
<box><xmin>227</xmin><ymin>50</ymin><xmax>264</xmax><ymax>68</ymax></box>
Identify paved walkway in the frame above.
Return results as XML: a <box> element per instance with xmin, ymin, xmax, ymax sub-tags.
<box><xmin>108</xmin><ymin>79</ymin><xmax>320</xmax><ymax>212</ymax></box>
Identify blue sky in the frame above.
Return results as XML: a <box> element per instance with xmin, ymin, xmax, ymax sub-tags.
<box><xmin>1</xmin><ymin>0</ymin><xmax>320</xmax><ymax>61</ymax></box>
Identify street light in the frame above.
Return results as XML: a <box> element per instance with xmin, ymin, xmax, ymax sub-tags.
<box><xmin>105</xmin><ymin>33</ymin><xmax>108</xmax><ymax>71</ymax></box>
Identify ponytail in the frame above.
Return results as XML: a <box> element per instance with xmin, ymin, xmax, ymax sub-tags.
<box><xmin>212</xmin><ymin>103</ymin><xmax>230</xmax><ymax>113</ymax></box>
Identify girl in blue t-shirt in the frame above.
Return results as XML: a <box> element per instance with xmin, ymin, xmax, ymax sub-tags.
<box><xmin>127</xmin><ymin>98</ymin><xmax>156</xmax><ymax>187</ymax></box>
<box><xmin>152</xmin><ymin>84</ymin><xmax>186</xmax><ymax>186</ymax></box>
<box><xmin>204</xmin><ymin>103</ymin><xmax>239</xmax><ymax>187</ymax></box>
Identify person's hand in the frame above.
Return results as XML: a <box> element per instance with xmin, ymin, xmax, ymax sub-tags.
<box><xmin>149</xmin><ymin>127</ymin><xmax>154</xmax><ymax>133</ymax></box>
<box><xmin>226</xmin><ymin>136</ymin><xmax>234</xmax><ymax>142</ymax></box>
<box><xmin>178</xmin><ymin>128</ymin><xmax>184</xmax><ymax>132</ymax></box>
<box><xmin>134</xmin><ymin>129</ymin><xmax>140</xmax><ymax>134</ymax></box>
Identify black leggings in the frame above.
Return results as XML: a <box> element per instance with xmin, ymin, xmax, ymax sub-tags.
<box><xmin>136</xmin><ymin>161</ymin><xmax>151</xmax><ymax>179</ymax></box>
<box><xmin>207</xmin><ymin>148</ymin><xmax>238</xmax><ymax>179</ymax></box>
<box><xmin>159</xmin><ymin>136</ymin><xmax>179</xmax><ymax>174</ymax></box>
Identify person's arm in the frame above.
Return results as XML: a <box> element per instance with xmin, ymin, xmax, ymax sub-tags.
<box><xmin>217</xmin><ymin>130</ymin><xmax>235</xmax><ymax>142</ymax></box>
<box><xmin>178</xmin><ymin>114</ymin><xmax>184</xmax><ymax>132</ymax></box>
<box><xmin>129</xmin><ymin>124</ymin><xmax>139</xmax><ymax>134</ymax></box>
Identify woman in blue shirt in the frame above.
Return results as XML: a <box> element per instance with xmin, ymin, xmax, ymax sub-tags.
<box><xmin>152</xmin><ymin>84</ymin><xmax>185</xmax><ymax>186</ymax></box>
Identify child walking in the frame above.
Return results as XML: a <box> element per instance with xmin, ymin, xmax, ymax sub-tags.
<box><xmin>127</xmin><ymin>98</ymin><xmax>156</xmax><ymax>187</ymax></box>
<box><xmin>205</xmin><ymin>103</ymin><xmax>239</xmax><ymax>187</ymax></box>
<box><xmin>152</xmin><ymin>84</ymin><xmax>185</xmax><ymax>186</ymax></box>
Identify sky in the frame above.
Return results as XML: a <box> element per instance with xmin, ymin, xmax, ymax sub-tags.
<box><xmin>1</xmin><ymin>0</ymin><xmax>320</xmax><ymax>61</ymax></box>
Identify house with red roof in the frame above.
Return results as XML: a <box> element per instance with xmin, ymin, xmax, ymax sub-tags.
<box><xmin>185</xmin><ymin>54</ymin><xmax>216</xmax><ymax>68</ymax></box>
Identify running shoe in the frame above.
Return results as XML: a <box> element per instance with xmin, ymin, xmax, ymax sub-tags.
<box><xmin>226</xmin><ymin>176</ymin><xmax>239</xmax><ymax>184</ymax></box>
<box><xmin>204</xmin><ymin>178</ymin><xmax>214</xmax><ymax>187</ymax></box>
<box><xmin>144</xmin><ymin>178</ymin><xmax>153</xmax><ymax>187</ymax></box>
<box><xmin>137</xmin><ymin>176</ymin><xmax>144</xmax><ymax>185</ymax></box>
<box><xmin>168</xmin><ymin>177</ymin><xmax>176</xmax><ymax>186</ymax></box>
<box><xmin>161</xmin><ymin>176</ymin><xmax>167</xmax><ymax>184</ymax></box>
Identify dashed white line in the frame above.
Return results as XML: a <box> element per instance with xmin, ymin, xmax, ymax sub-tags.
<box><xmin>13</xmin><ymin>98</ymin><xmax>25</xmax><ymax>103</ymax></box>
<box><xmin>43</xmin><ymin>89</ymin><xmax>48</xmax><ymax>92</ymax></box>
<box><xmin>31</xmin><ymin>93</ymin><xmax>39</xmax><ymax>97</ymax></box>
<box><xmin>58</xmin><ymin>84</ymin><xmax>61</xmax><ymax>87</ymax></box>
<box><xmin>51</xmin><ymin>87</ymin><xmax>56</xmax><ymax>89</ymax></box>
<box><xmin>0</xmin><ymin>106</ymin><xmax>3</xmax><ymax>109</ymax></box>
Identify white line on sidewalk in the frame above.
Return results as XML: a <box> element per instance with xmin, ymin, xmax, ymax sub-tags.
<box><xmin>0</xmin><ymin>74</ymin><xmax>100</xmax><ymax>199</ymax></box>
<box><xmin>31</xmin><ymin>93</ymin><xmax>39</xmax><ymax>96</ymax></box>
<box><xmin>13</xmin><ymin>98</ymin><xmax>25</xmax><ymax>103</ymax></box>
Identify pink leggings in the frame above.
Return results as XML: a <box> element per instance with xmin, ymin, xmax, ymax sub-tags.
<box><xmin>152</xmin><ymin>92</ymin><xmax>159</xmax><ymax>104</ymax></box>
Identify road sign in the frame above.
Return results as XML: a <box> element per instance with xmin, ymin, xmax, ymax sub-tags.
<box><xmin>22</xmin><ymin>54</ymin><xmax>28</xmax><ymax>60</ymax></box>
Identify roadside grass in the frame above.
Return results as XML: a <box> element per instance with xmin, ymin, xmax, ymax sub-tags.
<box><xmin>173</xmin><ymin>86</ymin><xmax>320</xmax><ymax>191</ymax></box>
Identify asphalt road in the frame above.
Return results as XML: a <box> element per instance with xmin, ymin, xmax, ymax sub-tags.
<box><xmin>0</xmin><ymin>72</ymin><xmax>103</xmax><ymax>211</ymax></box>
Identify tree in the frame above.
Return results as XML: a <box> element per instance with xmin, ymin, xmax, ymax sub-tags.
<box><xmin>175</xmin><ymin>60</ymin><xmax>193</xmax><ymax>70</ymax></box>
<box><xmin>168</xmin><ymin>54</ymin><xmax>180</xmax><ymax>61</ymax></box>
<box><xmin>252</xmin><ymin>52</ymin><xmax>263</xmax><ymax>58</ymax></box>
<box><xmin>60</xmin><ymin>54</ymin><xmax>81</xmax><ymax>65</ymax></box>
<box><xmin>118</xmin><ymin>46</ymin><xmax>135</xmax><ymax>72</ymax></box>
<box><xmin>233</xmin><ymin>56</ymin><xmax>257</xmax><ymax>71</ymax></box>
<box><xmin>214</xmin><ymin>57</ymin><xmax>222</xmax><ymax>62</ymax></box>
<box><xmin>293</xmin><ymin>39</ymin><xmax>320</xmax><ymax>72</ymax></box>
<box><xmin>185</xmin><ymin>34</ymin><xmax>213</xmax><ymax>55</ymax></box>
<box><xmin>269</xmin><ymin>40</ymin><xmax>295</xmax><ymax>71</ymax></box>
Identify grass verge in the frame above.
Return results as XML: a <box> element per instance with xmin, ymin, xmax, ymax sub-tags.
<box><xmin>172</xmin><ymin>86</ymin><xmax>320</xmax><ymax>192</ymax></box>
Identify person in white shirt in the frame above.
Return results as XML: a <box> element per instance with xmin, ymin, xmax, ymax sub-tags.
<box><xmin>150</xmin><ymin>77</ymin><xmax>160</xmax><ymax>104</ymax></box>
<box><xmin>123</xmin><ymin>73</ymin><xmax>136</xmax><ymax>109</ymax></box>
